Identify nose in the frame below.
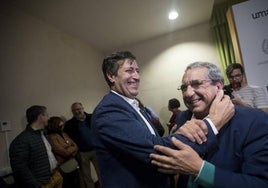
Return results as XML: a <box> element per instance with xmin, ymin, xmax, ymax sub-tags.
<box><xmin>183</xmin><ymin>85</ymin><xmax>195</xmax><ymax>97</ymax></box>
<box><xmin>133</xmin><ymin>70</ymin><xmax>140</xmax><ymax>79</ymax></box>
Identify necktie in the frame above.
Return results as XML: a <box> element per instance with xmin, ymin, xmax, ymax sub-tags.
<box><xmin>132</xmin><ymin>100</ymin><xmax>156</xmax><ymax>135</ymax></box>
<box><xmin>139</xmin><ymin>108</ymin><xmax>151</xmax><ymax>122</ymax></box>
<box><xmin>139</xmin><ymin>108</ymin><xmax>159</xmax><ymax>136</ymax></box>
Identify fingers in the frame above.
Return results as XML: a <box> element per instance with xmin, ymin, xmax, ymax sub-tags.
<box><xmin>176</xmin><ymin>120</ymin><xmax>207</xmax><ymax>144</ymax></box>
<box><xmin>197</xmin><ymin>120</ymin><xmax>208</xmax><ymax>135</ymax></box>
<box><xmin>151</xmin><ymin>137</ymin><xmax>188</xmax><ymax>161</ymax></box>
<box><xmin>215</xmin><ymin>89</ymin><xmax>224</xmax><ymax>102</ymax></box>
<box><xmin>176</xmin><ymin>125</ymin><xmax>196</xmax><ymax>143</ymax></box>
<box><xmin>209</xmin><ymin>89</ymin><xmax>235</xmax><ymax>130</ymax></box>
<box><xmin>221</xmin><ymin>94</ymin><xmax>235</xmax><ymax>121</ymax></box>
<box><xmin>221</xmin><ymin>93</ymin><xmax>231</xmax><ymax>103</ymax></box>
<box><xmin>150</xmin><ymin>147</ymin><xmax>175</xmax><ymax>169</ymax></box>
<box><xmin>188</xmin><ymin>126</ymin><xmax>205</xmax><ymax>144</ymax></box>
<box><xmin>194</xmin><ymin>120</ymin><xmax>208</xmax><ymax>143</ymax></box>
<box><xmin>150</xmin><ymin>152</ymin><xmax>172</xmax><ymax>165</ymax></box>
<box><xmin>153</xmin><ymin>142</ymin><xmax>178</xmax><ymax>157</ymax></box>
<box><xmin>170</xmin><ymin>124</ymin><xmax>178</xmax><ymax>134</ymax></box>
<box><xmin>150</xmin><ymin>138</ymin><xmax>183</xmax><ymax>174</ymax></box>
<box><xmin>150</xmin><ymin>137</ymin><xmax>203</xmax><ymax>176</ymax></box>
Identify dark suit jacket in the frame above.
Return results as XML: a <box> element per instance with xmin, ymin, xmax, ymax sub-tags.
<box><xmin>91</xmin><ymin>92</ymin><xmax>218</xmax><ymax>188</ymax></box>
<box><xmin>176</xmin><ymin>105</ymin><xmax>268</xmax><ymax>188</ymax></box>
<box><xmin>64</xmin><ymin>113</ymin><xmax>94</xmax><ymax>151</ymax></box>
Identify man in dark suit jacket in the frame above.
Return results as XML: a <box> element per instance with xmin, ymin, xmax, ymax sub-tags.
<box><xmin>150</xmin><ymin>62</ymin><xmax>268</xmax><ymax>188</ymax></box>
<box><xmin>64</xmin><ymin>102</ymin><xmax>101</xmax><ymax>188</ymax></box>
<box><xmin>91</xmin><ymin>51</ymin><xmax>234</xmax><ymax>188</ymax></box>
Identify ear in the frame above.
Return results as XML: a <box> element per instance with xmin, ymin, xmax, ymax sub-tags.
<box><xmin>37</xmin><ymin>114</ymin><xmax>43</xmax><ymax>122</ymax></box>
<box><xmin>107</xmin><ymin>73</ymin><xmax>115</xmax><ymax>83</ymax></box>
<box><xmin>216</xmin><ymin>81</ymin><xmax>224</xmax><ymax>90</ymax></box>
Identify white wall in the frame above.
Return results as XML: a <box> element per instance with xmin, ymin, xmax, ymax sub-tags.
<box><xmin>0</xmin><ymin>3</ymin><xmax>107</xmax><ymax>169</ymax></box>
<box><xmin>122</xmin><ymin>22</ymin><xmax>220</xmax><ymax>135</ymax></box>
<box><xmin>0</xmin><ymin>3</ymin><xmax>221</xmax><ymax>169</ymax></box>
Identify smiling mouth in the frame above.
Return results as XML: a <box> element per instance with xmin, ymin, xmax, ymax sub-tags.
<box><xmin>188</xmin><ymin>98</ymin><xmax>201</xmax><ymax>105</ymax></box>
<box><xmin>129</xmin><ymin>81</ymin><xmax>139</xmax><ymax>87</ymax></box>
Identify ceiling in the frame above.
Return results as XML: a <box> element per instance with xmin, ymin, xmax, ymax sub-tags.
<box><xmin>7</xmin><ymin>0</ymin><xmax>225</xmax><ymax>53</ymax></box>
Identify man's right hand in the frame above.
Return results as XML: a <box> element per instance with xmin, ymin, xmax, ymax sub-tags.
<box><xmin>209</xmin><ymin>90</ymin><xmax>235</xmax><ymax>131</ymax></box>
<box><xmin>150</xmin><ymin>137</ymin><xmax>203</xmax><ymax>176</ymax></box>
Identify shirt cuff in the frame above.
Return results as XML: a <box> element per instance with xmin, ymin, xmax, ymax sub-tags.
<box><xmin>204</xmin><ymin>118</ymin><xmax>218</xmax><ymax>135</ymax></box>
<box><xmin>194</xmin><ymin>160</ymin><xmax>215</xmax><ymax>187</ymax></box>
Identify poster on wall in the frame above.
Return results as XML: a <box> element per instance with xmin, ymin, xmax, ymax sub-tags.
<box><xmin>232</xmin><ymin>0</ymin><xmax>268</xmax><ymax>87</ymax></box>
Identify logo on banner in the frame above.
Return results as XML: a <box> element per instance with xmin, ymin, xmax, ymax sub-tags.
<box><xmin>262</xmin><ymin>39</ymin><xmax>268</xmax><ymax>55</ymax></box>
<box><xmin>251</xmin><ymin>9</ymin><xmax>268</xmax><ymax>20</ymax></box>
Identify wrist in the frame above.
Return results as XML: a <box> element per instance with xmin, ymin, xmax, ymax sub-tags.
<box><xmin>204</xmin><ymin>118</ymin><xmax>218</xmax><ymax>134</ymax></box>
<box><xmin>195</xmin><ymin>160</ymin><xmax>205</xmax><ymax>176</ymax></box>
<box><xmin>207</xmin><ymin>116</ymin><xmax>222</xmax><ymax>131</ymax></box>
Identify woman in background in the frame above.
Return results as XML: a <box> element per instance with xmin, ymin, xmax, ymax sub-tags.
<box><xmin>167</xmin><ymin>98</ymin><xmax>181</xmax><ymax>134</ymax></box>
<box><xmin>47</xmin><ymin>116</ymin><xmax>80</xmax><ymax>188</ymax></box>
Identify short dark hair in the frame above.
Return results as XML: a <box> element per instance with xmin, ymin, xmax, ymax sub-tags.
<box><xmin>226</xmin><ymin>63</ymin><xmax>244</xmax><ymax>78</ymax></box>
<box><xmin>168</xmin><ymin>98</ymin><xmax>180</xmax><ymax>109</ymax></box>
<box><xmin>102</xmin><ymin>51</ymin><xmax>136</xmax><ymax>87</ymax></box>
<box><xmin>26</xmin><ymin>105</ymin><xmax>47</xmax><ymax>124</ymax></box>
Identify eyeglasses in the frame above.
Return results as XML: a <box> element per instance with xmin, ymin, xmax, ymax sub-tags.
<box><xmin>228</xmin><ymin>74</ymin><xmax>242</xmax><ymax>80</ymax></box>
<box><xmin>177</xmin><ymin>79</ymin><xmax>211</xmax><ymax>92</ymax></box>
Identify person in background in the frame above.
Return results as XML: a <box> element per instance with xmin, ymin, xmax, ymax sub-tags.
<box><xmin>166</xmin><ymin>98</ymin><xmax>182</xmax><ymax>188</ymax></box>
<box><xmin>47</xmin><ymin>116</ymin><xmax>79</xmax><ymax>188</ymax></box>
<box><xmin>150</xmin><ymin>62</ymin><xmax>268</xmax><ymax>188</ymax></box>
<box><xmin>225</xmin><ymin>63</ymin><xmax>268</xmax><ymax>113</ymax></box>
<box><xmin>90</xmin><ymin>51</ymin><xmax>234</xmax><ymax>188</ymax></box>
<box><xmin>64</xmin><ymin>102</ymin><xmax>101</xmax><ymax>188</ymax></box>
<box><xmin>167</xmin><ymin>98</ymin><xmax>181</xmax><ymax>133</ymax></box>
<box><xmin>136</xmin><ymin>98</ymin><xmax>165</xmax><ymax>136</ymax></box>
<box><xmin>9</xmin><ymin>105</ymin><xmax>63</xmax><ymax>188</ymax></box>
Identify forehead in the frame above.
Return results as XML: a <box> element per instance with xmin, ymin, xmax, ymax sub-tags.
<box><xmin>230</xmin><ymin>68</ymin><xmax>242</xmax><ymax>75</ymax></box>
<box><xmin>119</xmin><ymin>59</ymin><xmax>138</xmax><ymax>69</ymax></box>
<box><xmin>43</xmin><ymin>110</ymin><xmax>48</xmax><ymax>115</ymax></box>
<box><xmin>182</xmin><ymin>67</ymin><xmax>208</xmax><ymax>81</ymax></box>
<box><xmin>72</xmin><ymin>104</ymin><xmax>83</xmax><ymax>110</ymax></box>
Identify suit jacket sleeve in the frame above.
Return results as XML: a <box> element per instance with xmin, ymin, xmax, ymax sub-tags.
<box><xmin>178</xmin><ymin>107</ymin><xmax>268</xmax><ymax>188</ymax></box>
<box><xmin>91</xmin><ymin>93</ymin><xmax>217</xmax><ymax>164</ymax></box>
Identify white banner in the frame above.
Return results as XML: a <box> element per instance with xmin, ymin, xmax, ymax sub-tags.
<box><xmin>232</xmin><ymin>0</ymin><xmax>268</xmax><ymax>87</ymax></box>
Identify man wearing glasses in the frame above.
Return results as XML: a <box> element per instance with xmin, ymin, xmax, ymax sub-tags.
<box><xmin>225</xmin><ymin>63</ymin><xmax>268</xmax><ymax>113</ymax></box>
<box><xmin>90</xmin><ymin>52</ymin><xmax>234</xmax><ymax>188</ymax></box>
<box><xmin>150</xmin><ymin>62</ymin><xmax>268</xmax><ymax>188</ymax></box>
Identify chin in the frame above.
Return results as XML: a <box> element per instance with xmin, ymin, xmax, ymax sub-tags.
<box><xmin>131</xmin><ymin>92</ymin><xmax>139</xmax><ymax>97</ymax></box>
<box><xmin>192</xmin><ymin>107</ymin><xmax>205</xmax><ymax>114</ymax></box>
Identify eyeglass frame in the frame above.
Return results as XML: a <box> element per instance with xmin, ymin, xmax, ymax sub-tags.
<box><xmin>228</xmin><ymin>74</ymin><xmax>242</xmax><ymax>80</ymax></box>
<box><xmin>177</xmin><ymin>79</ymin><xmax>212</xmax><ymax>92</ymax></box>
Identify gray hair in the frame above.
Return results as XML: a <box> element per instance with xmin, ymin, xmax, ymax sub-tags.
<box><xmin>185</xmin><ymin>62</ymin><xmax>224</xmax><ymax>85</ymax></box>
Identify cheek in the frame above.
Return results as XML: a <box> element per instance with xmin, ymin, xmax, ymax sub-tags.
<box><xmin>206</xmin><ymin>89</ymin><xmax>218</xmax><ymax>100</ymax></box>
<box><xmin>182</xmin><ymin>95</ymin><xmax>188</xmax><ymax>102</ymax></box>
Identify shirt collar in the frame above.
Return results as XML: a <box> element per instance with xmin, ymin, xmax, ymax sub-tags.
<box><xmin>111</xmin><ymin>90</ymin><xmax>139</xmax><ymax>109</ymax></box>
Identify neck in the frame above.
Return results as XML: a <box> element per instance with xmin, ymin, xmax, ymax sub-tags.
<box><xmin>192</xmin><ymin>111</ymin><xmax>208</xmax><ymax>120</ymax></box>
<box><xmin>172</xmin><ymin>108</ymin><xmax>179</xmax><ymax>113</ymax></box>
<box><xmin>30</xmin><ymin>122</ymin><xmax>44</xmax><ymax>130</ymax></box>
